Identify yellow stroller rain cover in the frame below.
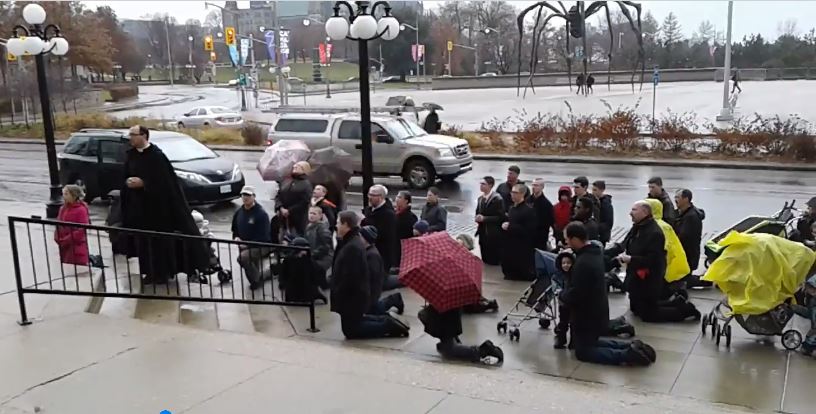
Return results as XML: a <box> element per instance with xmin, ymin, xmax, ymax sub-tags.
<box><xmin>703</xmin><ymin>232</ymin><xmax>816</xmax><ymax>315</ymax></box>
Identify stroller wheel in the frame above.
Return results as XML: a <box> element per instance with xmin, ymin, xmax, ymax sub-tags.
<box><xmin>782</xmin><ymin>330</ymin><xmax>803</xmax><ymax>351</ymax></box>
<box><xmin>497</xmin><ymin>320</ymin><xmax>507</xmax><ymax>335</ymax></box>
<box><xmin>510</xmin><ymin>327</ymin><xmax>520</xmax><ymax>341</ymax></box>
<box><xmin>701</xmin><ymin>314</ymin><xmax>709</xmax><ymax>336</ymax></box>
<box><xmin>724</xmin><ymin>325</ymin><xmax>732</xmax><ymax>348</ymax></box>
<box><xmin>711</xmin><ymin>319</ymin><xmax>719</xmax><ymax>339</ymax></box>
<box><xmin>218</xmin><ymin>269</ymin><xmax>233</xmax><ymax>284</ymax></box>
<box><xmin>538</xmin><ymin>318</ymin><xmax>551</xmax><ymax>330</ymax></box>
<box><xmin>714</xmin><ymin>322</ymin><xmax>721</xmax><ymax>346</ymax></box>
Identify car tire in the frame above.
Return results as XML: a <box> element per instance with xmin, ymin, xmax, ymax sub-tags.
<box><xmin>203</xmin><ymin>122</ymin><xmax>210</xmax><ymax>128</ymax></box>
<box><xmin>404</xmin><ymin>158</ymin><xmax>435</xmax><ymax>189</ymax></box>
<box><xmin>177</xmin><ymin>122</ymin><xmax>185</xmax><ymax>129</ymax></box>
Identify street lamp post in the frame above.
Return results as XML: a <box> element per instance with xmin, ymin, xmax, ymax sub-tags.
<box><xmin>716</xmin><ymin>1</ymin><xmax>734</xmax><ymax>122</ymax></box>
<box><xmin>400</xmin><ymin>23</ymin><xmax>421</xmax><ymax>89</ymax></box>
<box><xmin>325</xmin><ymin>1</ymin><xmax>399</xmax><ymax>208</ymax></box>
<box><xmin>188</xmin><ymin>35</ymin><xmax>194</xmax><ymax>82</ymax></box>
<box><xmin>7</xmin><ymin>4</ymin><xmax>70</xmax><ymax>219</ymax></box>
<box><xmin>326</xmin><ymin>36</ymin><xmax>332</xmax><ymax>98</ymax></box>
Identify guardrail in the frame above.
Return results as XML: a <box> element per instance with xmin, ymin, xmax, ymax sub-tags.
<box><xmin>8</xmin><ymin>216</ymin><xmax>318</xmax><ymax>331</ymax></box>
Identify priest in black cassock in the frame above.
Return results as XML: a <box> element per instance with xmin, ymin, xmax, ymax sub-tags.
<box><xmin>121</xmin><ymin>125</ymin><xmax>209</xmax><ymax>284</ymax></box>
<box><xmin>501</xmin><ymin>183</ymin><xmax>537</xmax><ymax>281</ymax></box>
<box><xmin>475</xmin><ymin>176</ymin><xmax>505</xmax><ymax>266</ymax></box>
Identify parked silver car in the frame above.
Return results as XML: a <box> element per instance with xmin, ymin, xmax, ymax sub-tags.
<box><xmin>177</xmin><ymin>106</ymin><xmax>244</xmax><ymax>129</ymax></box>
<box><xmin>266</xmin><ymin>113</ymin><xmax>472</xmax><ymax>189</ymax></box>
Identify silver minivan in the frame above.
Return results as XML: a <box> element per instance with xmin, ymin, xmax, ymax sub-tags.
<box><xmin>267</xmin><ymin>113</ymin><xmax>473</xmax><ymax>188</ymax></box>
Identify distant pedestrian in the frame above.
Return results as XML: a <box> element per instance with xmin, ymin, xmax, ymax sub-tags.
<box><xmin>421</xmin><ymin>187</ymin><xmax>447</xmax><ymax>233</ymax></box>
<box><xmin>576</xmin><ymin>73</ymin><xmax>585</xmax><ymax>95</ymax></box>
<box><xmin>586</xmin><ymin>73</ymin><xmax>595</xmax><ymax>94</ymax></box>
<box><xmin>731</xmin><ymin>70</ymin><xmax>741</xmax><ymax>93</ymax></box>
<box><xmin>647</xmin><ymin>176</ymin><xmax>677</xmax><ymax>225</ymax></box>
<box><xmin>592</xmin><ymin>180</ymin><xmax>614</xmax><ymax>245</ymax></box>
<box><xmin>55</xmin><ymin>184</ymin><xmax>91</xmax><ymax>266</ymax></box>
<box><xmin>475</xmin><ymin>176</ymin><xmax>505</xmax><ymax>265</ymax></box>
<box><xmin>362</xmin><ymin>184</ymin><xmax>399</xmax><ymax>271</ymax></box>
<box><xmin>496</xmin><ymin>165</ymin><xmax>527</xmax><ymax>213</ymax></box>
<box><xmin>527</xmin><ymin>178</ymin><xmax>555</xmax><ymax>251</ymax></box>
<box><xmin>232</xmin><ymin>186</ymin><xmax>273</xmax><ymax>290</ymax></box>
<box><xmin>501</xmin><ymin>184</ymin><xmax>537</xmax><ymax>281</ymax></box>
<box><xmin>276</xmin><ymin>161</ymin><xmax>313</xmax><ymax>238</ymax></box>
<box><xmin>423</xmin><ymin>108</ymin><xmax>441</xmax><ymax>134</ymax></box>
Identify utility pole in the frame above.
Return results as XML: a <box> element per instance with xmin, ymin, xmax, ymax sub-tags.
<box><xmin>250</xmin><ymin>33</ymin><xmax>258</xmax><ymax>109</ymax></box>
<box><xmin>415</xmin><ymin>10</ymin><xmax>420</xmax><ymax>89</ymax></box>
<box><xmin>474</xmin><ymin>43</ymin><xmax>478</xmax><ymax>76</ymax></box>
<box><xmin>716</xmin><ymin>1</ymin><xmax>734</xmax><ymax>122</ymax></box>
<box><xmin>272</xmin><ymin>0</ymin><xmax>286</xmax><ymax>106</ymax></box>
<box><xmin>164</xmin><ymin>18</ymin><xmax>174</xmax><ymax>86</ymax></box>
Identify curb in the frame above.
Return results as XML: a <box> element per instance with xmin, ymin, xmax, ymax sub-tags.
<box><xmin>0</xmin><ymin>138</ymin><xmax>812</xmax><ymax>172</ymax></box>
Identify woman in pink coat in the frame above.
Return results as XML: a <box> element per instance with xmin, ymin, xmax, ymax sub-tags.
<box><xmin>55</xmin><ymin>184</ymin><xmax>90</xmax><ymax>266</ymax></box>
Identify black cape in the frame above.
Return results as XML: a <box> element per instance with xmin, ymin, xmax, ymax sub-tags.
<box><xmin>121</xmin><ymin>144</ymin><xmax>209</xmax><ymax>279</ymax></box>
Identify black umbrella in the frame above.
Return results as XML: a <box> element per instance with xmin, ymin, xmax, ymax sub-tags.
<box><xmin>308</xmin><ymin>146</ymin><xmax>354</xmax><ymax>189</ymax></box>
<box><xmin>423</xmin><ymin>102</ymin><xmax>444</xmax><ymax>111</ymax></box>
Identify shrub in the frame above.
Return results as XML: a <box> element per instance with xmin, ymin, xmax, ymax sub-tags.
<box><xmin>479</xmin><ymin>117</ymin><xmax>509</xmax><ymax>148</ymax></box>
<box><xmin>439</xmin><ymin>124</ymin><xmax>465</xmax><ymax>138</ymax></box>
<box><xmin>461</xmin><ymin>132</ymin><xmax>488</xmax><ymax>149</ymax></box>
<box><xmin>241</xmin><ymin>124</ymin><xmax>267</xmax><ymax>146</ymax></box>
<box><xmin>653</xmin><ymin>111</ymin><xmax>698</xmax><ymax>153</ymax></box>
<box><xmin>189</xmin><ymin>128</ymin><xmax>243</xmax><ymax>145</ymax></box>
<box><xmin>103</xmin><ymin>85</ymin><xmax>139</xmax><ymax>102</ymax></box>
<box><xmin>558</xmin><ymin>101</ymin><xmax>594</xmax><ymax>150</ymax></box>
<box><xmin>595</xmin><ymin>100</ymin><xmax>643</xmax><ymax>152</ymax></box>
<box><xmin>790</xmin><ymin>134</ymin><xmax>816</xmax><ymax>161</ymax></box>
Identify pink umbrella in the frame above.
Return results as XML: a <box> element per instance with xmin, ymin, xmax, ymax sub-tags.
<box><xmin>257</xmin><ymin>140</ymin><xmax>310</xmax><ymax>182</ymax></box>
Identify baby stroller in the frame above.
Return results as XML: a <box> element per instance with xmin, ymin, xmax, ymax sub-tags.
<box><xmin>704</xmin><ymin>200</ymin><xmax>799</xmax><ymax>267</ymax></box>
<box><xmin>497</xmin><ymin>249</ymin><xmax>562</xmax><ymax>342</ymax></box>
<box><xmin>191</xmin><ymin>211</ymin><xmax>232</xmax><ymax>284</ymax></box>
<box><xmin>702</xmin><ymin>299</ymin><xmax>802</xmax><ymax>350</ymax></box>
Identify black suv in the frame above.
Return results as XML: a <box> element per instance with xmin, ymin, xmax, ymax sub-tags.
<box><xmin>58</xmin><ymin>129</ymin><xmax>245</xmax><ymax>204</ymax></box>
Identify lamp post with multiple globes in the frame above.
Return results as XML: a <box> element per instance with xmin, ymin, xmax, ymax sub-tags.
<box><xmin>6</xmin><ymin>3</ymin><xmax>71</xmax><ymax>218</ymax></box>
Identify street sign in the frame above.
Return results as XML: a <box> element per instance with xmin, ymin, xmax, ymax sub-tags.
<box><xmin>224</xmin><ymin>27</ymin><xmax>236</xmax><ymax>46</ymax></box>
<box><xmin>6</xmin><ymin>52</ymin><xmax>16</xmax><ymax>62</ymax></box>
<box><xmin>204</xmin><ymin>35</ymin><xmax>213</xmax><ymax>51</ymax></box>
<box><xmin>653</xmin><ymin>66</ymin><xmax>660</xmax><ymax>86</ymax></box>
<box><xmin>447</xmin><ymin>41</ymin><xmax>453</xmax><ymax>52</ymax></box>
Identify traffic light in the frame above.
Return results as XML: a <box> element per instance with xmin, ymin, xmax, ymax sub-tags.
<box><xmin>7</xmin><ymin>52</ymin><xmax>16</xmax><ymax>62</ymax></box>
<box><xmin>224</xmin><ymin>27</ymin><xmax>236</xmax><ymax>46</ymax></box>
<box><xmin>204</xmin><ymin>35</ymin><xmax>213</xmax><ymax>51</ymax></box>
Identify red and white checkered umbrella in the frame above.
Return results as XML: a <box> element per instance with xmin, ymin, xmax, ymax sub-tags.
<box><xmin>398</xmin><ymin>232</ymin><xmax>482</xmax><ymax>312</ymax></box>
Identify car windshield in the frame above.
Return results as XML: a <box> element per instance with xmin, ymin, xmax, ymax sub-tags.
<box><xmin>209</xmin><ymin>107</ymin><xmax>231</xmax><ymax>114</ymax></box>
<box><xmin>153</xmin><ymin>137</ymin><xmax>217</xmax><ymax>162</ymax></box>
<box><xmin>398</xmin><ymin>119</ymin><xmax>428</xmax><ymax>138</ymax></box>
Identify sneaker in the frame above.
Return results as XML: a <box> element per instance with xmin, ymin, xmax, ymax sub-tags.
<box><xmin>632</xmin><ymin>340</ymin><xmax>657</xmax><ymax>363</ymax></box>
<box><xmin>553</xmin><ymin>334</ymin><xmax>568</xmax><ymax>349</ymax></box>
<box><xmin>385</xmin><ymin>315</ymin><xmax>410</xmax><ymax>337</ymax></box>
<box><xmin>684</xmin><ymin>303</ymin><xmax>702</xmax><ymax>321</ymax></box>
<box><xmin>479</xmin><ymin>340</ymin><xmax>504</xmax><ymax>364</ymax></box>
<box><xmin>626</xmin><ymin>346</ymin><xmax>652</xmax><ymax>366</ymax></box>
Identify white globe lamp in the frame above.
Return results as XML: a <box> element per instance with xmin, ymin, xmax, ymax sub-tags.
<box><xmin>378</xmin><ymin>16</ymin><xmax>400</xmax><ymax>41</ymax></box>
<box><xmin>22</xmin><ymin>3</ymin><xmax>47</xmax><ymax>25</ymax></box>
<box><xmin>50</xmin><ymin>37</ymin><xmax>70</xmax><ymax>56</ymax></box>
<box><xmin>325</xmin><ymin>16</ymin><xmax>349</xmax><ymax>40</ymax></box>
<box><xmin>23</xmin><ymin>36</ymin><xmax>45</xmax><ymax>55</ymax></box>
<box><xmin>6</xmin><ymin>38</ymin><xmax>26</xmax><ymax>56</ymax></box>
<box><xmin>350</xmin><ymin>15</ymin><xmax>377</xmax><ymax>39</ymax></box>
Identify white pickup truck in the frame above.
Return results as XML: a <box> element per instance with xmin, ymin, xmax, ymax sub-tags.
<box><xmin>266</xmin><ymin>112</ymin><xmax>473</xmax><ymax>189</ymax></box>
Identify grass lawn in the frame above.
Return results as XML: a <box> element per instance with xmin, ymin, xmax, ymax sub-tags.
<box><xmin>139</xmin><ymin>62</ymin><xmax>359</xmax><ymax>85</ymax></box>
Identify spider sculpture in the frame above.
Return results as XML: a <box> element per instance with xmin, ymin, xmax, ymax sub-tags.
<box><xmin>516</xmin><ymin>1</ymin><xmax>645</xmax><ymax>97</ymax></box>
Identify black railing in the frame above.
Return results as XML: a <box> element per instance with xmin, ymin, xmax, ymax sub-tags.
<box><xmin>8</xmin><ymin>215</ymin><xmax>319</xmax><ymax>332</ymax></box>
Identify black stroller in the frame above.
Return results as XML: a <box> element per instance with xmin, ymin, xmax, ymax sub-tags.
<box><xmin>497</xmin><ymin>249</ymin><xmax>561</xmax><ymax>341</ymax></box>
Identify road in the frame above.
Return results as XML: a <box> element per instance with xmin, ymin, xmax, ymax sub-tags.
<box><xmin>0</xmin><ymin>142</ymin><xmax>812</xmax><ymax>237</ymax></box>
<box><xmin>116</xmin><ymin>81</ymin><xmax>816</xmax><ymax>131</ymax></box>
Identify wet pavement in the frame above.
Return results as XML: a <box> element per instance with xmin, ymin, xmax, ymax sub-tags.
<box><xmin>1</xmin><ymin>143</ymin><xmax>815</xmax><ymax>412</ymax></box>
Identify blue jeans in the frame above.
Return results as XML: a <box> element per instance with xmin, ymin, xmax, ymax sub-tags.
<box><xmin>574</xmin><ymin>337</ymin><xmax>631</xmax><ymax>365</ymax></box>
<box><xmin>383</xmin><ymin>273</ymin><xmax>404</xmax><ymax>291</ymax></box>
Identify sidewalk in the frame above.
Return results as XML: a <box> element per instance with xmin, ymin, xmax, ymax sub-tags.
<box><xmin>0</xmin><ymin>312</ymin><xmax>755</xmax><ymax>414</ymax></box>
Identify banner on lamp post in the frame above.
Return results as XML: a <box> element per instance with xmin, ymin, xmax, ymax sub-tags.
<box><xmin>411</xmin><ymin>44</ymin><xmax>425</xmax><ymax>63</ymax></box>
<box><xmin>264</xmin><ymin>30</ymin><xmax>276</xmax><ymax>62</ymax></box>
<box><xmin>319</xmin><ymin>43</ymin><xmax>327</xmax><ymax>64</ymax></box>
<box><xmin>228</xmin><ymin>44</ymin><xmax>239</xmax><ymax>66</ymax></box>
<box><xmin>279</xmin><ymin>29</ymin><xmax>290</xmax><ymax>66</ymax></box>
<box><xmin>240</xmin><ymin>38</ymin><xmax>250</xmax><ymax>65</ymax></box>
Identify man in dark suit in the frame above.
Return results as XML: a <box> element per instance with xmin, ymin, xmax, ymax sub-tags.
<box><xmin>475</xmin><ymin>176</ymin><xmax>505</xmax><ymax>265</ymax></box>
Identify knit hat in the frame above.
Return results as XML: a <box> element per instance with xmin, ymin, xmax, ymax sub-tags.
<box><xmin>807</xmin><ymin>197</ymin><xmax>816</xmax><ymax>208</ymax></box>
<box><xmin>360</xmin><ymin>225</ymin><xmax>378</xmax><ymax>244</ymax></box>
<box><xmin>414</xmin><ymin>220</ymin><xmax>430</xmax><ymax>235</ymax></box>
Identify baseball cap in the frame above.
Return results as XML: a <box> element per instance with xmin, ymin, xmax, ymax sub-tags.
<box><xmin>240</xmin><ymin>185</ymin><xmax>256</xmax><ymax>196</ymax></box>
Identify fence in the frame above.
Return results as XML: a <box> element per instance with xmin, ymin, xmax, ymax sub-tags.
<box><xmin>8</xmin><ymin>215</ymin><xmax>318</xmax><ymax>331</ymax></box>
